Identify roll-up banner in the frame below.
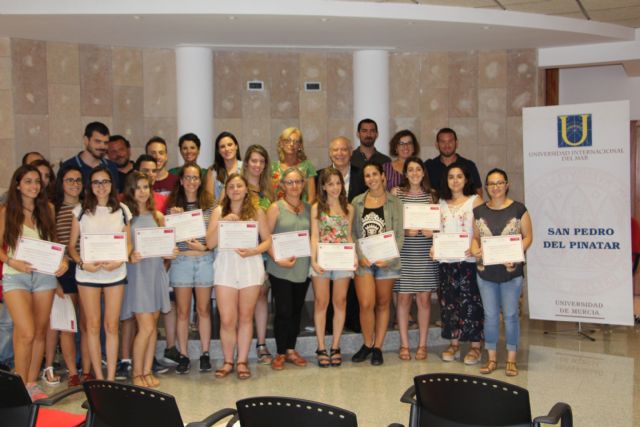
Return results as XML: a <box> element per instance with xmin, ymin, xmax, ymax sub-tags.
<box><xmin>523</xmin><ymin>100</ymin><xmax>633</xmax><ymax>326</ymax></box>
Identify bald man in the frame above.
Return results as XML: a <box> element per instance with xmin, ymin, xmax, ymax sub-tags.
<box><xmin>316</xmin><ymin>136</ymin><xmax>366</xmax><ymax>202</ymax></box>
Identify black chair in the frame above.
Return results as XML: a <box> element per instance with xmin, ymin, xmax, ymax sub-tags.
<box><xmin>82</xmin><ymin>380</ymin><xmax>236</xmax><ymax>427</ymax></box>
<box><xmin>396</xmin><ymin>373</ymin><xmax>573</xmax><ymax>427</ymax></box>
<box><xmin>0</xmin><ymin>369</ymin><xmax>86</xmax><ymax>427</ymax></box>
<box><xmin>226</xmin><ymin>396</ymin><xmax>358</xmax><ymax>427</ymax></box>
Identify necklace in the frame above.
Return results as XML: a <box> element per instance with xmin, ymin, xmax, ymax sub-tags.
<box><xmin>367</xmin><ymin>192</ymin><xmax>385</xmax><ymax>203</ymax></box>
<box><xmin>283</xmin><ymin>198</ymin><xmax>304</xmax><ymax>215</ymax></box>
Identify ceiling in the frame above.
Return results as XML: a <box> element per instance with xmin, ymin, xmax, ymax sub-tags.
<box><xmin>0</xmin><ymin>0</ymin><xmax>637</xmax><ymax>52</ymax></box>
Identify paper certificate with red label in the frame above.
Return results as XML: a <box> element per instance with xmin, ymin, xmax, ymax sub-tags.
<box><xmin>14</xmin><ymin>237</ymin><xmax>65</xmax><ymax>275</ymax></box>
<box><xmin>218</xmin><ymin>221</ymin><xmax>259</xmax><ymax>249</ymax></box>
<box><xmin>81</xmin><ymin>233</ymin><xmax>128</xmax><ymax>263</ymax></box>
<box><xmin>135</xmin><ymin>227</ymin><xmax>176</xmax><ymax>258</ymax></box>
<box><xmin>433</xmin><ymin>232</ymin><xmax>469</xmax><ymax>261</ymax></box>
<box><xmin>271</xmin><ymin>230</ymin><xmax>311</xmax><ymax>261</ymax></box>
<box><xmin>358</xmin><ymin>231</ymin><xmax>400</xmax><ymax>263</ymax></box>
<box><xmin>318</xmin><ymin>243</ymin><xmax>356</xmax><ymax>271</ymax></box>
<box><xmin>165</xmin><ymin>209</ymin><xmax>206</xmax><ymax>242</ymax></box>
<box><xmin>481</xmin><ymin>234</ymin><xmax>525</xmax><ymax>266</ymax></box>
<box><xmin>403</xmin><ymin>203</ymin><xmax>441</xmax><ymax>230</ymax></box>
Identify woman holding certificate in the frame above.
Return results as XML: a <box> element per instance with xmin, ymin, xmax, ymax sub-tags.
<box><xmin>351</xmin><ymin>161</ymin><xmax>403</xmax><ymax>366</ymax></box>
<box><xmin>0</xmin><ymin>164</ymin><xmax>67</xmax><ymax>400</ymax></box>
<box><xmin>68</xmin><ymin>166</ymin><xmax>132</xmax><ymax>382</ymax></box>
<box><xmin>241</xmin><ymin>144</ymin><xmax>275</xmax><ymax>364</ymax></box>
<box><xmin>435</xmin><ymin>162</ymin><xmax>484</xmax><ymax>366</ymax></box>
<box><xmin>122</xmin><ymin>172</ymin><xmax>173</xmax><ymax>387</ymax></box>
<box><xmin>390</xmin><ymin>157</ymin><xmax>438</xmax><ymax>361</ymax></box>
<box><xmin>166</xmin><ymin>162</ymin><xmax>215</xmax><ymax>375</ymax></box>
<box><xmin>310</xmin><ymin>167</ymin><xmax>355</xmax><ymax>367</ymax></box>
<box><xmin>205</xmin><ymin>131</ymin><xmax>242</xmax><ymax>201</ymax></box>
<box><xmin>270</xmin><ymin>127</ymin><xmax>317</xmax><ymax>203</ymax></box>
<box><xmin>206</xmin><ymin>174</ymin><xmax>271</xmax><ymax>379</ymax></box>
<box><xmin>266</xmin><ymin>167</ymin><xmax>311</xmax><ymax>370</ymax></box>
<box><xmin>471</xmin><ymin>168</ymin><xmax>532</xmax><ymax>377</ymax></box>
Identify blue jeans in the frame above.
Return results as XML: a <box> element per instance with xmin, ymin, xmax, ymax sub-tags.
<box><xmin>0</xmin><ymin>302</ymin><xmax>14</xmax><ymax>367</ymax></box>
<box><xmin>476</xmin><ymin>275</ymin><xmax>523</xmax><ymax>352</ymax></box>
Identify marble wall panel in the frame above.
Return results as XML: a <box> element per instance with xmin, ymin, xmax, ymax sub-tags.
<box><xmin>300</xmin><ymin>53</ymin><xmax>327</xmax><ymax>87</ymax></box>
<box><xmin>47</xmin><ymin>43</ymin><xmax>79</xmax><ymax>85</ymax></box>
<box><xmin>241</xmin><ymin>53</ymin><xmax>271</xmax><ymax>120</ymax></box>
<box><xmin>390</xmin><ymin>53</ymin><xmax>420</xmax><ymax>119</ymax></box>
<box><xmin>143</xmin><ymin>49</ymin><xmax>176</xmax><ymax>118</ymax></box>
<box><xmin>508</xmin><ymin>171</ymin><xmax>524</xmax><ymax>202</ymax></box>
<box><xmin>79</xmin><ymin>44</ymin><xmax>112</xmax><ymax>117</ymax></box>
<box><xmin>420</xmin><ymin>116</ymin><xmax>448</xmax><ymax>157</ymax></box>
<box><xmin>12</xmin><ymin>39</ymin><xmax>48</xmax><ymax>115</ymax></box>
<box><xmin>476</xmin><ymin>144</ymin><xmax>507</xmax><ymax>183</ymax></box>
<box><xmin>0</xmin><ymin>38</ymin><xmax>10</xmax><ymax>57</ymax></box>
<box><xmin>478</xmin><ymin>50</ymin><xmax>507</xmax><ymax>88</ymax></box>
<box><xmin>242</xmin><ymin>118</ymin><xmax>271</xmax><ymax>149</ymax></box>
<box><xmin>327</xmin><ymin>118</ymin><xmax>353</xmax><ymax>145</ymax></box>
<box><xmin>448</xmin><ymin>85</ymin><xmax>477</xmax><ymax>118</ymax></box>
<box><xmin>508</xmin><ymin>49</ymin><xmax>536</xmax><ymax>88</ymax></box>
<box><xmin>449</xmin><ymin>51</ymin><xmax>478</xmax><ymax>85</ymax></box>
<box><xmin>0</xmin><ymin>58</ymin><xmax>11</xmax><ymax>90</ymax></box>
<box><xmin>143</xmin><ymin>117</ymin><xmax>177</xmax><ymax>167</ymax></box>
<box><xmin>14</xmin><ymin>114</ymin><xmax>50</xmax><ymax>159</ymax></box>
<box><xmin>214</xmin><ymin>52</ymin><xmax>243</xmax><ymax>119</ymax></box>
<box><xmin>50</xmin><ymin>146</ymin><xmax>83</xmax><ymax>168</ymax></box>
<box><xmin>214</xmin><ymin>118</ymin><xmax>243</xmax><ymax>148</ymax></box>
<box><xmin>448</xmin><ymin>117</ymin><xmax>478</xmax><ymax>161</ymax></box>
<box><xmin>269</xmin><ymin>53</ymin><xmax>299</xmax><ymax>119</ymax></box>
<box><xmin>0</xmin><ymin>90</ymin><xmax>15</xmax><ymax>139</ymax></box>
<box><xmin>113</xmin><ymin>85</ymin><xmax>144</xmax><ymax>145</ymax></box>
<box><xmin>478</xmin><ymin>88</ymin><xmax>507</xmax><ymax>145</ymax></box>
<box><xmin>506</xmin><ymin>116</ymin><xmax>524</xmax><ymax>172</ymax></box>
<box><xmin>420</xmin><ymin>53</ymin><xmax>448</xmax><ymax>89</ymax></box>
<box><xmin>300</xmin><ymin>91</ymin><xmax>328</xmax><ymax>152</ymax></box>
<box><xmin>112</xmin><ymin>47</ymin><xmax>143</xmax><ymax>87</ymax></box>
<box><xmin>327</xmin><ymin>53</ymin><xmax>352</xmax><ymax>120</ymax></box>
<box><xmin>48</xmin><ymin>84</ymin><xmax>81</xmax><ymax>148</ymax></box>
<box><xmin>0</xmin><ymin>139</ymin><xmax>16</xmax><ymax>184</ymax></box>
<box><xmin>420</xmin><ymin>87</ymin><xmax>448</xmax><ymax>121</ymax></box>
<box><xmin>507</xmin><ymin>86</ymin><xmax>534</xmax><ymax>116</ymax></box>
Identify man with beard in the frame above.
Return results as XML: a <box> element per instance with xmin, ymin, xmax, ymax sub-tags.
<box><xmin>351</xmin><ymin>118</ymin><xmax>390</xmax><ymax>169</ymax></box>
<box><xmin>424</xmin><ymin>127</ymin><xmax>482</xmax><ymax>196</ymax></box>
<box><xmin>62</xmin><ymin>122</ymin><xmax>121</xmax><ymax>191</ymax></box>
<box><xmin>107</xmin><ymin>135</ymin><xmax>134</xmax><ymax>184</ymax></box>
<box><xmin>145</xmin><ymin>136</ymin><xmax>179</xmax><ymax>208</ymax></box>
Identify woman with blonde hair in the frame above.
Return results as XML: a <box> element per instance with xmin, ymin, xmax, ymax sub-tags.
<box><xmin>270</xmin><ymin>127</ymin><xmax>316</xmax><ymax>203</ymax></box>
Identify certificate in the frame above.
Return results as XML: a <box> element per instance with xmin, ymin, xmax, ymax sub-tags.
<box><xmin>50</xmin><ymin>295</ymin><xmax>77</xmax><ymax>333</ymax></box>
<box><xmin>432</xmin><ymin>232</ymin><xmax>469</xmax><ymax>261</ymax></box>
<box><xmin>481</xmin><ymin>234</ymin><xmax>525</xmax><ymax>266</ymax></box>
<box><xmin>358</xmin><ymin>231</ymin><xmax>400</xmax><ymax>263</ymax></box>
<box><xmin>135</xmin><ymin>227</ymin><xmax>176</xmax><ymax>258</ymax></box>
<box><xmin>14</xmin><ymin>237</ymin><xmax>65</xmax><ymax>275</ymax></box>
<box><xmin>218</xmin><ymin>221</ymin><xmax>259</xmax><ymax>250</ymax></box>
<box><xmin>272</xmin><ymin>230</ymin><xmax>310</xmax><ymax>261</ymax></box>
<box><xmin>318</xmin><ymin>243</ymin><xmax>356</xmax><ymax>271</ymax></box>
<box><xmin>164</xmin><ymin>210</ymin><xmax>206</xmax><ymax>242</ymax></box>
<box><xmin>403</xmin><ymin>204</ymin><xmax>441</xmax><ymax>230</ymax></box>
<box><xmin>81</xmin><ymin>233</ymin><xmax>128</xmax><ymax>263</ymax></box>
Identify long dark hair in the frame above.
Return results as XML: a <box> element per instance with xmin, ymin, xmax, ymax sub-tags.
<box><xmin>212</xmin><ymin>131</ymin><xmax>241</xmax><ymax>184</ymax></box>
<box><xmin>54</xmin><ymin>164</ymin><xmax>83</xmax><ymax>214</ymax></box>
<box><xmin>221</xmin><ymin>174</ymin><xmax>256</xmax><ymax>221</ymax></box>
<box><xmin>241</xmin><ymin>144</ymin><xmax>273</xmax><ymax>203</ymax></box>
<box><xmin>315</xmin><ymin>167</ymin><xmax>349</xmax><ymax>219</ymax></box>
<box><xmin>31</xmin><ymin>159</ymin><xmax>56</xmax><ymax>202</ymax></box>
<box><xmin>440</xmin><ymin>162</ymin><xmax>475</xmax><ymax>200</ymax></box>
<box><xmin>81</xmin><ymin>165</ymin><xmax>120</xmax><ymax>214</ymax></box>
<box><xmin>3</xmin><ymin>165</ymin><xmax>56</xmax><ymax>251</ymax></box>
<box><xmin>123</xmin><ymin>171</ymin><xmax>161</xmax><ymax>226</ymax></box>
<box><xmin>167</xmin><ymin>162</ymin><xmax>213</xmax><ymax>210</ymax></box>
<box><xmin>399</xmin><ymin>156</ymin><xmax>438</xmax><ymax>202</ymax></box>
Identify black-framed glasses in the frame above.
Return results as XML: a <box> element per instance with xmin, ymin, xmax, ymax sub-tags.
<box><xmin>91</xmin><ymin>179</ymin><xmax>112</xmax><ymax>187</ymax></box>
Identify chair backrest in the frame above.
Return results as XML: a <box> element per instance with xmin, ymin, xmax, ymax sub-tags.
<box><xmin>236</xmin><ymin>396</ymin><xmax>358</xmax><ymax>427</ymax></box>
<box><xmin>83</xmin><ymin>380</ymin><xmax>184</xmax><ymax>427</ymax></box>
<box><xmin>0</xmin><ymin>369</ymin><xmax>38</xmax><ymax>426</ymax></box>
<box><xmin>413</xmin><ymin>373</ymin><xmax>532</xmax><ymax>427</ymax></box>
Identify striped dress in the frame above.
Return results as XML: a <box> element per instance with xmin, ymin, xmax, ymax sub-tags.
<box><xmin>393</xmin><ymin>189</ymin><xmax>439</xmax><ymax>293</ymax></box>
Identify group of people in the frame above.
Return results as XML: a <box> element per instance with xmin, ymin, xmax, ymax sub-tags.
<box><xmin>0</xmin><ymin>118</ymin><xmax>532</xmax><ymax>402</ymax></box>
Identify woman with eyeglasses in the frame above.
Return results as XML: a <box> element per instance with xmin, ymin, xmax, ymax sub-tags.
<box><xmin>271</xmin><ymin>127</ymin><xmax>316</xmax><ymax>203</ymax></box>
<box><xmin>266</xmin><ymin>168</ymin><xmax>311</xmax><ymax>370</ymax></box>
<box><xmin>0</xmin><ymin>165</ymin><xmax>68</xmax><ymax>400</ymax></box>
<box><xmin>205</xmin><ymin>131</ymin><xmax>243</xmax><ymax>202</ymax></box>
<box><xmin>382</xmin><ymin>130</ymin><xmax>420</xmax><ymax>191</ymax></box>
<box><xmin>471</xmin><ymin>168</ymin><xmax>532</xmax><ymax>377</ymax></box>
<box><xmin>166</xmin><ymin>162</ymin><xmax>215</xmax><ymax>375</ymax></box>
<box><xmin>68</xmin><ymin>166</ymin><xmax>132</xmax><ymax>381</ymax></box>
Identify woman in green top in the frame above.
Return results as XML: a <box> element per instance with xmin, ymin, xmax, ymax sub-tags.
<box><xmin>270</xmin><ymin>127</ymin><xmax>316</xmax><ymax>203</ymax></box>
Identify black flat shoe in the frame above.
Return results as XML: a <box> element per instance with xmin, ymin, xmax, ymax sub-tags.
<box><xmin>371</xmin><ymin>347</ymin><xmax>384</xmax><ymax>366</ymax></box>
<box><xmin>351</xmin><ymin>344</ymin><xmax>373</xmax><ymax>363</ymax></box>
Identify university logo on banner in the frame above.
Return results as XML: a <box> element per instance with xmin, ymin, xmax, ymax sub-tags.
<box><xmin>557</xmin><ymin>114</ymin><xmax>592</xmax><ymax>148</ymax></box>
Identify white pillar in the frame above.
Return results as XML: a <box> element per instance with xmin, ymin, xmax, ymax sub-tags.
<box><xmin>353</xmin><ymin>50</ymin><xmax>390</xmax><ymax>156</ymax></box>
<box><xmin>176</xmin><ymin>46</ymin><xmax>214</xmax><ymax>169</ymax></box>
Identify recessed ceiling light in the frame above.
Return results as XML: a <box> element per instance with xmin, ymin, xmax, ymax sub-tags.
<box><xmin>483</xmin><ymin>25</ymin><xmax>490</xmax><ymax>30</ymax></box>
<box><xmin>228</xmin><ymin>16</ymin><xmax>236</xmax><ymax>20</ymax></box>
<box><xmin>320</xmin><ymin>17</ymin><xmax>329</xmax><ymax>22</ymax></box>
<box><xmin>133</xmin><ymin>15</ymin><xmax>141</xmax><ymax>20</ymax></box>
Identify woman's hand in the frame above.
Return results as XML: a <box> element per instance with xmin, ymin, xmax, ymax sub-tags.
<box><xmin>360</xmin><ymin>256</ymin><xmax>372</xmax><ymax>268</ymax></box>
<box><xmin>8</xmin><ymin>259</ymin><xmax>34</xmax><ymax>274</ymax></box>
<box><xmin>464</xmin><ymin>248</ymin><xmax>472</xmax><ymax>258</ymax></box>
<box><xmin>420</xmin><ymin>229</ymin><xmax>433</xmax><ymax>238</ymax></box>
<box><xmin>186</xmin><ymin>239</ymin><xmax>207</xmax><ymax>251</ymax></box>
<box><xmin>129</xmin><ymin>251</ymin><xmax>142</xmax><ymax>264</ymax></box>
<box><xmin>236</xmin><ymin>248</ymin><xmax>256</xmax><ymax>258</ymax></box>
<box><xmin>276</xmin><ymin>256</ymin><xmax>296</xmax><ymax>268</ymax></box>
<box><xmin>82</xmin><ymin>262</ymin><xmax>101</xmax><ymax>273</ymax></box>
<box><xmin>169</xmin><ymin>207</ymin><xmax>184</xmax><ymax>215</ymax></box>
<box><xmin>54</xmin><ymin>259</ymin><xmax>69</xmax><ymax>277</ymax></box>
<box><xmin>101</xmin><ymin>261</ymin><xmax>123</xmax><ymax>272</ymax></box>
<box><xmin>222</xmin><ymin>213</ymin><xmax>240</xmax><ymax>221</ymax></box>
<box><xmin>55</xmin><ymin>285</ymin><xmax>65</xmax><ymax>299</ymax></box>
<box><xmin>311</xmin><ymin>261</ymin><xmax>324</xmax><ymax>275</ymax></box>
<box><xmin>374</xmin><ymin>260</ymin><xmax>388</xmax><ymax>268</ymax></box>
<box><xmin>471</xmin><ymin>246</ymin><xmax>483</xmax><ymax>259</ymax></box>
<box><xmin>405</xmin><ymin>229</ymin><xmax>419</xmax><ymax>237</ymax></box>
<box><xmin>429</xmin><ymin>246</ymin><xmax>435</xmax><ymax>260</ymax></box>
<box><xmin>163</xmin><ymin>247</ymin><xmax>179</xmax><ymax>260</ymax></box>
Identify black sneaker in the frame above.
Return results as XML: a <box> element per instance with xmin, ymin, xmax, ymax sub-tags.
<box><xmin>199</xmin><ymin>352</ymin><xmax>212</xmax><ymax>372</ymax></box>
<box><xmin>152</xmin><ymin>357</ymin><xmax>169</xmax><ymax>374</ymax></box>
<box><xmin>371</xmin><ymin>348</ymin><xmax>384</xmax><ymax>366</ymax></box>
<box><xmin>163</xmin><ymin>346</ymin><xmax>181</xmax><ymax>366</ymax></box>
<box><xmin>115</xmin><ymin>360</ymin><xmax>131</xmax><ymax>380</ymax></box>
<box><xmin>176</xmin><ymin>355</ymin><xmax>190</xmax><ymax>375</ymax></box>
<box><xmin>351</xmin><ymin>344</ymin><xmax>373</xmax><ymax>363</ymax></box>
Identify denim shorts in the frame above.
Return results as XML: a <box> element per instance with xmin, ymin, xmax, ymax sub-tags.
<box><xmin>2</xmin><ymin>272</ymin><xmax>57</xmax><ymax>293</ymax></box>
<box><xmin>356</xmin><ymin>264</ymin><xmax>401</xmax><ymax>280</ymax></box>
<box><xmin>310</xmin><ymin>267</ymin><xmax>354</xmax><ymax>280</ymax></box>
<box><xmin>169</xmin><ymin>252</ymin><xmax>214</xmax><ymax>288</ymax></box>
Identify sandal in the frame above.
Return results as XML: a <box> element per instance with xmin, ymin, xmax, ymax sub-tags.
<box><xmin>415</xmin><ymin>346</ymin><xmax>428</xmax><ymax>360</ymax></box>
<box><xmin>316</xmin><ymin>349</ymin><xmax>330</xmax><ymax>368</ymax></box>
<box><xmin>236</xmin><ymin>362</ymin><xmax>251</xmax><ymax>380</ymax></box>
<box><xmin>132</xmin><ymin>375</ymin><xmax>148</xmax><ymax>387</ymax></box>
<box><xmin>480</xmin><ymin>360</ymin><xmax>497</xmax><ymax>375</ymax></box>
<box><xmin>505</xmin><ymin>361</ymin><xmax>519</xmax><ymax>377</ymax></box>
<box><xmin>398</xmin><ymin>346</ymin><xmax>411</xmax><ymax>361</ymax></box>
<box><xmin>42</xmin><ymin>366</ymin><xmax>60</xmax><ymax>385</ymax></box>
<box><xmin>464</xmin><ymin>347</ymin><xmax>482</xmax><ymax>365</ymax></box>
<box><xmin>214</xmin><ymin>361</ymin><xmax>234</xmax><ymax>378</ymax></box>
<box><xmin>441</xmin><ymin>344</ymin><xmax>460</xmax><ymax>362</ymax></box>
<box><xmin>256</xmin><ymin>343</ymin><xmax>273</xmax><ymax>365</ymax></box>
<box><xmin>330</xmin><ymin>348</ymin><xmax>342</xmax><ymax>367</ymax></box>
<box><xmin>143</xmin><ymin>373</ymin><xmax>160</xmax><ymax>388</ymax></box>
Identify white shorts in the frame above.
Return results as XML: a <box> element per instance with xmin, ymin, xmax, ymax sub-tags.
<box><xmin>214</xmin><ymin>250</ymin><xmax>265</xmax><ymax>289</ymax></box>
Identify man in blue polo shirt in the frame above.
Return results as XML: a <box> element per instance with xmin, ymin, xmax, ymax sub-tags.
<box><xmin>424</xmin><ymin>127</ymin><xmax>482</xmax><ymax>197</ymax></box>
<box><xmin>62</xmin><ymin>122</ymin><xmax>122</xmax><ymax>192</ymax></box>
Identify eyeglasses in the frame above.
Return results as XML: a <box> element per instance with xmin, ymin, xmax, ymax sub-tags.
<box><xmin>63</xmin><ymin>178</ymin><xmax>83</xmax><ymax>184</ymax></box>
<box><xmin>91</xmin><ymin>179</ymin><xmax>112</xmax><ymax>187</ymax></box>
<box><xmin>397</xmin><ymin>140</ymin><xmax>413</xmax><ymax>146</ymax></box>
<box><xmin>182</xmin><ymin>175</ymin><xmax>200</xmax><ymax>182</ymax></box>
<box><xmin>282</xmin><ymin>139</ymin><xmax>300</xmax><ymax>146</ymax></box>
<box><xmin>283</xmin><ymin>179</ymin><xmax>304</xmax><ymax>186</ymax></box>
<box><xmin>486</xmin><ymin>181</ymin><xmax>507</xmax><ymax>188</ymax></box>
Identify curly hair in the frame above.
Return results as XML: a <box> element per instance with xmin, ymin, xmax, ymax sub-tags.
<box><xmin>221</xmin><ymin>174</ymin><xmax>257</xmax><ymax>221</ymax></box>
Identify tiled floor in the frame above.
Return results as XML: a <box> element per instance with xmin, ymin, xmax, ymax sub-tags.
<box><xmin>47</xmin><ymin>318</ymin><xmax>640</xmax><ymax>426</ymax></box>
